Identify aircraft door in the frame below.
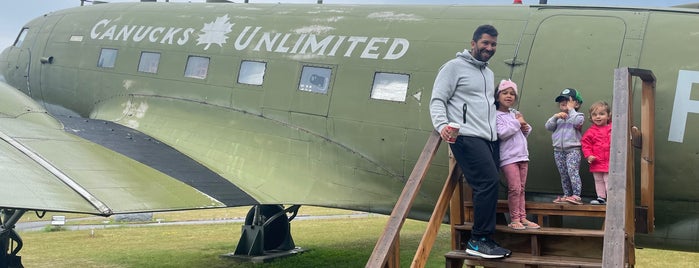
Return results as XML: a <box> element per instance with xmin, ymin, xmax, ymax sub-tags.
<box><xmin>4</xmin><ymin>29</ymin><xmax>31</xmax><ymax>95</ymax></box>
<box><xmin>31</xmin><ymin>14</ymin><xmax>65</xmax><ymax>103</ymax></box>
<box><xmin>518</xmin><ymin>15</ymin><xmax>627</xmax><ymax>192</ymax></box>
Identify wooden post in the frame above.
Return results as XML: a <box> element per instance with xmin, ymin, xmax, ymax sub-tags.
<box><xmin>384</xmin><ymin>236</ymin><xmax>399</xmax><ymax>268</ymax></box>
<box><xmin>603</xmin><ymin>68</ymin><xmax>632</xmax><ymax>268</ymax></box>
<box><xmin>630</xmin><ymin>68</ymin><xmax>656</xmax><ymax>234</ymax></box>
<box><xmin>448</xmin><ymin>148</ymin><xmax>466</xmax><ymax>250</ymax></box>
<box><xmin>604</xmin><ymin>68</ymin><xmax>656</xmax><ymax>268</ymax></box>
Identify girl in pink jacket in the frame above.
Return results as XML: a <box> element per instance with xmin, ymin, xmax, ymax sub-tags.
<box><xmin>581</xmin><ymin>101</ymin><xmax>612</xmax><ymax>205</ymax></box>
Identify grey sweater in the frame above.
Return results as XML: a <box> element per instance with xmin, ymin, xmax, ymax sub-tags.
<box><xmin>430</xmin><ymin>50</ymin><xmax>497</xmax><ymax>141</ymax></box>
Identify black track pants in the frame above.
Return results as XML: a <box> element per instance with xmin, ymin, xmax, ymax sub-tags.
<box><xmin>449</xmin><ymin>136</ymin><xmax>500</xmax><ymax>238</ymax></box>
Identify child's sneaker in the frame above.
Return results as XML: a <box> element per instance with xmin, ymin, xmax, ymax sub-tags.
<box><xmin>565</xmin><ymin>195</ymin><xmax>583</xmax><ymax>205</ymax></box>
<box><xmin>465</xmin><ymin>237</ymin><xmax>511</xmax><ymax>259</ymax></box>
<box><xmin>590</xmin><ymin>197</ymin><xmax>606</xmax><ymax>205</ymax></box>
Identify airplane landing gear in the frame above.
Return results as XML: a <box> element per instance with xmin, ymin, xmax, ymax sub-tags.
<box><xmin>224</xmin><ymin>205</ymin><xmax>306</xmax><ymax>262</ymax></box>
<box><xmin>0</xmin><ymin>209</ymin><xmax>25</xmax><ymax>268</ymax></box>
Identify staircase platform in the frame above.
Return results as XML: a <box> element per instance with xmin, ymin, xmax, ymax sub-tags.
<box><xmin>445</xmin><ymin>251</ymin><xmax>602</xmax><ymax>268</ymax></box>
<box><xmin>465</xmin><ymin>200</ymin><xmax>607</xmax><ymax>219</ymax></box>
<box><xmin>451</xmin><ymin>222</ymin><xmax>606</xmax><ymax>267</ymax></box>
<box><xmin>454</xmin><ymin>222</ymin><xmax>605</xmax><ymax>237</ymax></box>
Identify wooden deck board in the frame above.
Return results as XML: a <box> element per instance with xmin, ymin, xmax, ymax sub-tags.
<box><xmin>464</xmin><ymin>200</ymin><xmax>607</xmax><ymax>218</ymax></box>
<box><xmin>454</xmin><ymin>222</ymin><xmax>605</xmax><ymax>237</ymax></box>
<box><xmin>445</xmin><ymin>251</ymin><xmax>602</xmax><ymax>268</ymax></box>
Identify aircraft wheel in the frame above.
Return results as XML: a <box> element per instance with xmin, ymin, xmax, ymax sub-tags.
<box><xmin>244</xmin><ymin>205</ymin><xmax>290</xmax><ymax>251</ymax></box>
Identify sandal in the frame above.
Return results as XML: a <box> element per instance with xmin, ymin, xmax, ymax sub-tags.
<box><xmin>521</xmin><ymin>219</ymin><xmax>540</xmax><ymax>229</ymax></box>
<box><xmin>553</xmin><ymin>196</ymin><xmax>568</xmax><ymax>204</ymax></box>
<box><xmin>566</xmin><ymin>195</ymin><xmax>583</xmax><ymax>205</ymax></box>
<box><xmin>508</xmin><ymin>221</ymin><xmax>526</xmax><ymax>230</ymax></box>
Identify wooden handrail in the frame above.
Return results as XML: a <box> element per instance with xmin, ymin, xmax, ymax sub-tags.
<box><xmin>410</xmin><ymin>152</ymin><xmax>461</xmax><ymax>267</ymax></box>
<box><xmin>366</xmin><ymin>130</ymin><xmax>442</xmax><ymax>268</ymax></box>
<box><xmin>603</xmin><ymin>67</ymin><xmax>655</xmax><ymax>267</ymax></box>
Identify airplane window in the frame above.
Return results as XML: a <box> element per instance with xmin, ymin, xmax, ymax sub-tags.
<box><xmin>14</xmin><ymin>28</ymin><xmax>28</xmax><ymax>47</ymax></box>
<box><xmin>137</xmin><ymin>52</ymin><xmax>160</xmax><ymax>74</ymax></box>
<box><xmin>97</xmin><ymin>48</ymin><xmax>118</xmax><ymax>68</ymax></box>
<box><xmin>184</xmin><ymin>56</ymin><xmax>210</xmax><ymax>79</ymax></box>
<box><xmin>298</xmin><ymin>66</ymin><xmax>332</xmax><ymax>94</ymax></box>
<box><xmin>370</xmin><ymin>72</ymin><xmax>409</xmax><ymax>102</ymax></box>
<box><xmin>238</xmin><ymin>60</ymin><xmax>266</xmax><ymax>85</ymax></box>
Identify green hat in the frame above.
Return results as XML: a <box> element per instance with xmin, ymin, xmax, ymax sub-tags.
<box><xmin>554</xmin><ymin>88</ymin><xmax>583</xmax><ymax>104</ymax></box>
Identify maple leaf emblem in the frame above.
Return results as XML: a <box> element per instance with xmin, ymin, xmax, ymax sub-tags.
<box><xmin>197</xmin><ymin>14</ymin><xmax>234</xmax><ymax>50</ymax></box>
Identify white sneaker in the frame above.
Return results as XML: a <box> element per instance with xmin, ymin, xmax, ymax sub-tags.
<box><xmin>590</xmin><ymin>198</ymin><xmax>606</xmax><ymax>205</ymax></box>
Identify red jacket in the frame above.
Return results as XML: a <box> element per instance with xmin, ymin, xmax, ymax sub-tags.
<box><xmin>581</xmin><ymin>123</ymin><xmax>611</xmax><ymax>172</ymax></box>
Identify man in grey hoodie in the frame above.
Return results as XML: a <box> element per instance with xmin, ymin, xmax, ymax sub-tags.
<box><xmin>430</xmin><ymin>24</ymin><xmax>511</xmax><ymax>259</ymax></box>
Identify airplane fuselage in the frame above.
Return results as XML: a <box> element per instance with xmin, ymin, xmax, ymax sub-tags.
<box><xmin>1</xmin><ymin>3</ymin><xmax>698</xmax><ymax>252</ymax></box>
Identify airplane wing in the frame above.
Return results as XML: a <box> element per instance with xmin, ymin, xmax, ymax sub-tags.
<box><xmin>0</xmin><ymin>81</ymin><xmax>246</xmax><ymax>216</ymax></box>
<box><xmin>0</xmin><ymin>79</ymin><xmax>426</xmax><ymax>217</ymax></box>
<box><xmin>85</xmin><ymin>93</ymin><xmax>424</xmax><ymax>216</ymax></box>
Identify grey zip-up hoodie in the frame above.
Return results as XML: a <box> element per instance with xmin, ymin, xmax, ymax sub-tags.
<box><xmin>545</xmin><ymin>109</ymin><xmax>585</xmax><ymax>151</ymax></box>
<box><xmin>430</xmin><ymin>50</ymin><xmax>497</xmax><ymax>141</ymax></box>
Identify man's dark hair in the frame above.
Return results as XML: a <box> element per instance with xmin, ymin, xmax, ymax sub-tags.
<box><xmin>472</xmin><ymin>24</ymin><xmax>498</xmax><ymax>42</ymax></box>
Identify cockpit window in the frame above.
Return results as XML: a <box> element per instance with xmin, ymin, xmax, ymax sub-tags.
<box><xmin>97</xmin><ymin>48</ymin><xmax>118</xmax><ymax>68</ymax></box>
<box><xmin>14</xmin><ymin>28</ymin><xmax>28</xmax><ymax>47</ymax></box>
<box><xmin>184</xmin><ymin>56</ymin><xmax>209</xmax><ymax>79</ymax></box>
<box><xmin>137</xmin><ymin>52</ymin><xmax>160</xmax><ymax>74</ymax></box>
<box><xmin>298</xmin><ymin>66</ymin><xmax>332</xmax><ymax>94</ymax></box>
<box><xmin>238</xmin><ymin>60</ymin><xmax>266</xmax><ymax>85</ymax></box>
<box><xmin>370</xmin><ymin>72</ymin><xmax>409</xmax><ymax>102</ymax></box>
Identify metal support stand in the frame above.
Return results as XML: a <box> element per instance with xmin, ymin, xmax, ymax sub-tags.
<box><xmin>223</xmin><ymin>205</ymin><xmax>306</xmax><ymax>263</ymax></box>
<box><xmin>0</xmin><ymin>209</ymin><xmax>26</xmax><ymax>268</ymax></box>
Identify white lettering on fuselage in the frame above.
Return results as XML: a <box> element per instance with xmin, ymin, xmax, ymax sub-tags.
<box><xmin>669</xmin><ymin>70</ymin><xmax>699</xmax><ymax>143</ymax></box>
<box><xmin>89</xmin><ymin>15</ymin><xmax>409</xmax><ymax>60</ymax></box>
<box><xmin>91</xmin><ymin>19</ymin><xmax>196</xmax><ymax>45</ymax></box>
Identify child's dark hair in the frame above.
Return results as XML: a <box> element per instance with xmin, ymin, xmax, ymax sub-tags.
<box><xmin>494</xmin><ymin>89</ymin><xmax>501</xmax><ymax>109</ymax></box>
<box><xmin>494</xmin><ymin>88</ymin><xmax>517</xmax><ymax>109</ymax></box>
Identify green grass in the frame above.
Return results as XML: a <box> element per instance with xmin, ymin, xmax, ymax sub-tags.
<box><xmin>15</xmin><ymin>207</ymin><xmax>699</xmax><ymax>267</ymax></box>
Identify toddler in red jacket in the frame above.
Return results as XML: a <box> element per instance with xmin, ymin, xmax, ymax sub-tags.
<box><xmin>581</xmin><ymin>101</ymin><xmax>611</xmax><ymax>205</ymax></box>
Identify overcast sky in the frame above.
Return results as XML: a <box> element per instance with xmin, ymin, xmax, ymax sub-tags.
<box><xmin>0</xmin><ymin>0</ymin><xmax>693</xmax><ymax>49</ymax></box>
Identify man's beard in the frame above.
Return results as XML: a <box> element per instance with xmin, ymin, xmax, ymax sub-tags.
<box><xmin>474</xmin><ymin>48</ymin><xmax>494</xmax><ymax>62</ymax></box>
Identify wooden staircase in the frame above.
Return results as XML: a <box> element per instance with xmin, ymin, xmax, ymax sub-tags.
<box><xmin>366</xmin><ymin>68</ymin><xmax>656</xmax><ymax>268</ymax></box>
<box><xmin>447</xmin><ymin>198</ymin><xmax>610</xmax><ymax>267</ymax></box>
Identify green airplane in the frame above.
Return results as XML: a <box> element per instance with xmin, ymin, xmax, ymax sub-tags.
<box><xmin>1</xmin><ymin>1</ymin><xmax>698</xmax><ymax>265</ymax></box>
